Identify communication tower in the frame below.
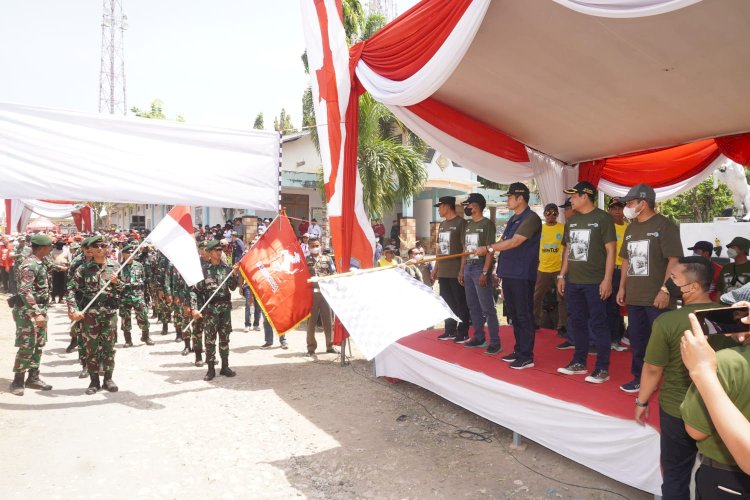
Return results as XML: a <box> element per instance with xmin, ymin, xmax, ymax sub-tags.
<box><xmin>98</xmin><ymin>0</ymin><xmax>128</xmax><ymax>114</ymax></box>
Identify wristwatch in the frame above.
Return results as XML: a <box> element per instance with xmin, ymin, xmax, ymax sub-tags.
<box><xmin>481</xmin><ymin>270</ymin><xmax>489</xmax><ymax>276</ymax></box>
<box><xmin>486</xmin><ymin>245</ymin><xmax>495</xmax><ymax>254</ymax></box>
<box><xmin>635</xmin><ymin>397</ymin><xmax>649</xmax><ymax>408</ymax></box>
<box><xmin>556</xmin><ymin>275</ymin><xmax>565</xmax><ymax>280</ymax></box>
<box><xmin>660</xmin><ymin>285</ymin><xmax>670</xmax><ymax>295</ymax></box>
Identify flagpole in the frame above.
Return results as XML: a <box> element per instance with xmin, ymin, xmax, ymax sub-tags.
<box><xmin>184</xmin><ymin>270</ymin><xmax>236</xmax><ymax>333</ymax></box>
<box><xmin>74</xmin><ymin>238</ymin><xmax>148</xmax><ymax>319</ymax></box>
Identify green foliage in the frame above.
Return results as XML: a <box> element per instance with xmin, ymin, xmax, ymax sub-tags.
<box><xmin>362</xmin><ymin>12</ymin><xmax>386</xmax><ymax>40</ymax></box>
<box><xmin>131</xmin><ymin>99</ymin><xmax>184</xmax><ymax>122</ymax></box>
<box><xmin>273</xmin><ymin>108</ymin><xmax>295</xmax><ymax>133</ymax></box>
<box><xmin>253</xmin><ymin>112</ymin><xmax>264</xmax><ymax>130</ymax></box>
<box><xmin>659</xmin><ymin>178</ymin><xmax>735</xmax><ymax>223</ymax></box>
<box><xmin>342</xmin><ymin>0</ymin><xmax>365</xmax><ymax>43</ymax></box>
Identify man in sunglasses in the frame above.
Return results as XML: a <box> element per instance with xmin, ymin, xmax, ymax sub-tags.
<box><xmin>67</xmin><ymin>235</ymin><xmax>124</xmax><ymax>395</ymax></box>
<box><xmin>533</xmin><ymin>203</ymin><xmax>567</xmax><ymax>338</ymax></box>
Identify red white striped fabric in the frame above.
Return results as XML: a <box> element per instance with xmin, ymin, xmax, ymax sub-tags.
<box><xmin>147</xmin><ymin>206</ymin><xmax>203</xmax><ymax>286</ymax></box>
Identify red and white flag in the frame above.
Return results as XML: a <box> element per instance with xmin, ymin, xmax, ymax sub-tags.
<box><xmin>300</xmin><ymin>0</ymin><xmax>375</xmax><ymax>273</ymax></box>
<box><xmin>147</xmin><ymin>205</ymin><xmax>203</xmax><ymax>286</ymax></box>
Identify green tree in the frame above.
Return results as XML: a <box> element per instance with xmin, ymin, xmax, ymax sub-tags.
<box><xmin>273</xmin><ymin>108</ymin><xmax>295</xmax><ymax>133</ymax></box>
<box><xmin>131</xmin><ymin>99</ymin><xmax>184</xmax><ymax>122</ymax></box>
<box><xmin>659</xmin><ymin>178</ymin><xmax>735</xmax><ymax>223</ymax></box>
<box><xmin>253</xmin><ymin>112</ymin><xmax>264</xmax><ymax>130</ymax></box>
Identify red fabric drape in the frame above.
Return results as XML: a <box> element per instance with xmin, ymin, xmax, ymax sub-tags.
<box><xmin>578</xmin><ymin>159</ymin><xmax>606</xmax><ymax>186</ymax></box>
<box><xmin>407</xmin><ymin>98</ymin><xmax>529</xmax><ymax>163</ymax></box>
<box><xmin>715</xmin><ymin>132</ymin><xmax>750</xmax><ymax>167</ymax></box>
<box><xmin>80</xmin><ymin>206</ymin><xmax>92</xmax><ymax>232</ymax></box>
<box><xmin>71</xmin><ymin>210</ymin><xmax>82</xmax><ymax>231</ymax></box>
<box><xmin>354</xmin><ymin>0</ymin><xmax>472</xmax><ymax>81</ymax></box>
<box><xmin>4</xmin><ymin>199</ymin><xmax>11</xmax><ymax>233</ymax></box>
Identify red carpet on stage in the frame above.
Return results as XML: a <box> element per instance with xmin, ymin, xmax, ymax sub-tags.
<box><xmin>397</xmin><ymin>326</ymin><xmax>661</xmax><ymax>431</ymax></box>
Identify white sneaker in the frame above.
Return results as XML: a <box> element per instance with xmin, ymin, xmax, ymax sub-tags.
<box><xmin>244</xmin><ymin>326</ymin><xmax>250</xmax><ymax>333</ymax></box>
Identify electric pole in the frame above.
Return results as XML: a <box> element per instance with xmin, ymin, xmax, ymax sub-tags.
<box><xmin>98</xmin><ymin>0</ymin><xmax>128</xmax><ymax>115</ymax></box>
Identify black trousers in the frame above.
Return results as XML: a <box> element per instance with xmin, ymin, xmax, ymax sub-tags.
<box><xmin>660</xmin><ymin>407</ymin><xmax>697</xmax><ymax>499</ymax></box>
<box><xmin>52</xmin><ymin>270</ymin><xmax>67</xmax><ymax>300</ymax></box>
<box><xmin>696</xmin><ymin>463</ymin><xmax>750</xmax><ymax>499</ymax></box>
<box><xmin>438</xmin><ymin>277</ymin><xmax>470</xmax><ymax>338</ymax></box>
<box><xmin>502</xmin><ymin>278</ymin><xmax>536</xmax><ymax>362</ymax></box>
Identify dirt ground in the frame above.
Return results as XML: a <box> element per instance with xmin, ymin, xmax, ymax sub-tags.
<box><xmin>0</xmin><ymin>292</ymin><xmax>650</xmax><ymax>499</ymax></box>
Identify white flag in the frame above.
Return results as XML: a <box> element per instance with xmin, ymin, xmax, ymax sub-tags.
<box><xmin>318</xmin><ymin>267</ymin><xmax>458</xmax><ymax>360</ymax></box>
<box><xmin>146</xmin><ymin>205</ymin><xmax>203</xmax><ymax>286</ymax></box>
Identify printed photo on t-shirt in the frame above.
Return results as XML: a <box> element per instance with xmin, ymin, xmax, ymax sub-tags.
<box><xmin>465</xmin><ymin>233</ymin><xmax>479</xmax><ymax>260</ymax></box>
<box><xmin>627</xmin><ymin>239</ymin><xmax>650</xmax><ymax>276</ymax></box>
<box><xmin>438</xmin><ymin>231</ymin><xmax>451</xmax><ymax>255</ymax></box>
<box><xmin>568</xmin><ymin>229</ymin><xmax>591</xmax><ymax>262</ymax></box>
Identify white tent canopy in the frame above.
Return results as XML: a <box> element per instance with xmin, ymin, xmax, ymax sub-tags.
<box><xmin>0</xmin><ymin>102</ymin><xmax>280</xmax><ymax>210</ymax></box>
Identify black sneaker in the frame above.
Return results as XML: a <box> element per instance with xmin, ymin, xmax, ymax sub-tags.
<box><xmin>510</xmin><ymin>359</ymin><xmax>534</xmax><ymax>370</ymax></box>
<box><xmin>620</xmin><ymin>379</ymin><xmax>641</xmax><ymax>393</ymax></box>
<box><xmin>453</xmin><ymin>336</ymin><xmax>469</xmax><ymax>344</ymax></box>
<box><xmin>556</xmin><ymin>327</ymin><xmax>567</xmax><ymax>338</ymax></box>
<box><xmin>484</xmin><ymin>344</ymin><xmax>502</xmax><ymax>355</ymax></box>
<box><xmin>437</xmin><ymin>332</ymin><xmax>456</xmax><ymax>341</ymax></box>
<box><xmin>556</xmin><ymin>341</ymin><xmax>574</xmax><ymax>350</ymax></box>
<box><xmin>500</xmin><ymin>352</ymin><xmax>518</xmax><ymax>363</ymax></box>
<box><xmin>585</xmin><ymin>369</ymin><xmax>610</xmax><ymax>384</ymax></box>
<box><xmin>557</xmin><ymin>362</ymin><xmax>588</xmax><ymax>375</ymax></box>
<box><xmin>463</xmin><ymin>338</ymin><xmax>487</xmax><ymax>348</ymax></box>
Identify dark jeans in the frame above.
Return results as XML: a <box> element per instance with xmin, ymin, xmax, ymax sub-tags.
<box><xmin>660</xmin><ymin>408</ymin><xmax>697</xmax><ymax>500</ymax></box>
<box><xmin>252</xmin><ymin>294</ymin><xmax>261</xmax><ymax>327</ymax></box>
<box><xmin>242</xmin><ymin>286</ymin><xmax>253</xmax><ymax>327</ymax></box>
<box><xmin>566</xmin><ymin>282</ymin><xmax>610</xmax><ymax>371</ymax></box>
<box><xmin>606</xmin><ymin>268</ymin><xmax>625</xmax><ymax>343</ymax></box>
<box><xmin>627</xmin><ymin>305</ymin><xmax>664</xmax><ymax>381</ymax></box>
<box><xmin>696</xmin><ymin>463</ymin><xmax>750</xmax><ymax>499</ymax></box>
<box><xmin>438</xmin><ymin>277</ymin><xmax>470</xmax><ymax>338</ymax></box>
<box><xmin>502</xmin><ymin>278</ymin><xmax>536</xmax><ymax>362</ymax></box>
<box><xmin>263</xmin><ymin>312</ymin><xmax>285</xmax><ymax>345</ymax></box>
<box><xmin>463</xmin><ymin>264</ymin><xmax>499</xmax><ymax>345</ymax></box>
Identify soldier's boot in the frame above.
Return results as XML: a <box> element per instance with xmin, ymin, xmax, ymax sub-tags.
<box><xmin>181</xmin><ymin>338</ymin><xmax>191</xmax><ymax>356</ymax></box>
<box><xmin>141</xmin><ymin>332</ymin><xmax>154</xmax><ymax>346</ymax></box>
<box><xmin>175</xmin><ymin>329</ymin><xmax>182</xmax><ymax>343</ymax></box>
<box><xmin>9</xmin><ymin>372</ymin><xmax>25</xmax><ymax>396</ymax></box>
<box><xmin>78</xmin><ymin>363</ymin><xmax>89</xmax><ymax>379</ymax></box>
<box><xmin>151</xmin><ymin>308</ymin><xmax>158</xmax><ymax>319</ymax></box>
<box><xmin>123</xmin><ymin>332</ymin><xmax>133</xmax><ymax>348</ymax></box>
<box><xmin>203</xmin><ymin>362</ymin><xmax>215</xmax><ymax>381</ymax></box>
<box><xmin>161</xmin><ymin>322</ymin><xmax>168</xmax><ymax>335</ymax></box>
<box><xmin>86</xmin><ymin>373</ymin><xmax>101</xmax><ymax>395</ymax></box>
<box><xmin>102</xmin><ymin>372</ymin><xmax>118</xmax><ymax>393</ymax></box>
<box><xmin>65</xmin><ymin>338</ymin><xmax>78</xmax><ymax>353</ymax></box>
<box><xmin>219</xmin><ymin>354</ymin><xmax>236</xmax><ymax>377</ymax></box>
<box><xmin>25</xmin><ymin>369</ymin><xmax>52</xmax><ymax>390</ymax></box>
<box><xmin>194</xmin><ymin>349</ymin><xmax>204</xmax><ymax>367</ymax></box>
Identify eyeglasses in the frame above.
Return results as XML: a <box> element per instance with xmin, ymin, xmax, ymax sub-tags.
<box><xmin>544</xmin><ymin>211</ymin><xmax>558</xmax><ymax>216</ymax></box>
<box><xmin>91</xmin><ymin>244</ymin><xmax>107</xmax><ymax>249</ymax></box>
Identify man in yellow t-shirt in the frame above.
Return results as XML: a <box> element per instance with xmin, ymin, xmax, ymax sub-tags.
<box><xmin>608</xmin><ymin>199</ymin><xmax>628</xmax><ymax>350</ymax></box>
<box><xmin>533</xmin><ymin>203</ymin><xmax>566</xmax><ymax>335</ymax></box>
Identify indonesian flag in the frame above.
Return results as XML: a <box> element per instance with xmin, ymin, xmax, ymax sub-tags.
<box><xmin>146</xmin><ymin>205</ymin><xmax>203</xmax><ymax>286</ymax></box>
<box><xmin>300</xmin><ymin>0</ymin><xmax>375</xmax><ymax>273</ymax></box>
<box><xmin>238</xmin><ymin>214</ymin><xmax>312</xmax><ymax>334</ymax></box>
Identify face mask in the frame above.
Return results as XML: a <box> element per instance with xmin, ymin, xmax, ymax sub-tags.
<box><xmin>664</xmin><ymin>278</ymin><xmax>690</xmax><ymax>300</ymax></box>
<box><xmin>623</xmin><ymin>203</ymin><xmax>641</xmax><ymax>220</ymax></box>
<box><xmin>310</xmin><ymin>247</ymin><xmax>321</xmax><ymax>255</ymax></box>
<box><xmin>413</xmin><ymin>254</ymin><xmax>423</xmax><ymax>261</ymax></box>
<box><xmin>463</xmin><ymin>207</ymin><xmax>473</xmax><ymax>217</ymax></box>
<box><xmin>727</xmin><ymin>248</ymin><xmax>738</xmax><ymax>259</ymax></box>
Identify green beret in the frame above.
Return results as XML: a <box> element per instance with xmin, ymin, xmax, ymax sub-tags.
<box><xmin>88</xmin><ymin>235</ymin><xmax>104</xmax><ymax>246</ymax></box>
<box><xmin>121</xmin><ymin>244</ymin><xmax>136</xmax><ymax>254</ymax></box>
<box><xmin>205</xmin><ymin>240</ymin><xmax>221</xmax><ymax>251</ymax></box>
<box><xmin>30</xmin><ymin>234</ymin><xmax>53</xmax><ymax>246</ymax></box>
<box><xmin>198</xmin><ymin>240</ymin><xmax>208</xmax><ymax>249</ymax></box>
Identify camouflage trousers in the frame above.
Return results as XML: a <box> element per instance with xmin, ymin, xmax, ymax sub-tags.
<box><xmin>13</xmin><ymin>307</ymin><xmax>47</xmax><ymax>373</ymax></box>
<box><xmin>191</xmin><ymin>316</ymin><xmax>204</xmax><ymax>352</ymax></box>
<box><xmin>172</xmin><ymin>299</ymin><xmax>190</xmax><ymax>334</ymax></box>
<box><xmin>70</xmin><ymin>318</ymin><xmax>86</xmax><ymax>361</ymax></box>
<box><xmin>154</xmin><ymin>287</ymin><xmax>171</xmax><ymax>324</ymax></box>
<box><xmin>204</xmin><ymin>305</ymin><xmax>232</xmax><ymax>364</ymax></box>
<box><xmin>119</xmin><ymin>294</ymin><xmax>149</xmax><ymax>334</ymax></box>
<box><xmin>82</xmin><ymin>309</ymin><xmax>117</xmax><ymax>375</ymax></box>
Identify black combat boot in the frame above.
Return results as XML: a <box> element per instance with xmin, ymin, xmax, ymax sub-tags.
<box><xmin>25</xmin><ymin>369</ymin><xmax>52</xmax><ymax>390</ymax></box>
<box><xmin>151</xmin><ymin>309</ymin><xmax>158</xmax><ymax>319</ymax></box>
<box><xmin>161</xmin><ymin>322</ymin><xmax>168</xmax><ymax>335</ymax></box>
<box><xmin>181</xmin><ymin>338</ymin><xmax>191</xmax><ymax>356</ymax></box>
<box><xmin>78</xmin><ymin>363</ymin><xmax>89</xmax><ymax>379</ymax></box>
<box><xmin>65</xmin><ymin>338</ymin><xmax>78</xmax><ymax>353</ymax></box>
<box><xmin>86</xmin><ymin>373</ymin><xmax>101</xmax><ymax>395</ymax></box>
<box><xmin>102</xmin><ymin>372</ymin><xmax>118</xmax><ymax>392</ymax></box>
<box><xmin>219</xmin><ymin>354</ymin><xmax>236</xmax><ymax>377</ymax></box>
<box><xmin>123</xmin><ymin>331</ymin><xmax>133</xmax><ymax>348</ymax></box>
<box><xmin>141</xmin><ymin>332</ymin><xmax>154</xmax><ymax>346</ymax></box>
<box><xmin>9</xmin><ymin>372</ymin><xmax>25</xmax><ymax>396</ymax></box>
<box><xmin>175</xmin><ymin>329</ymin><xmax>182</xmax><ymax>343</ymax></box>
<box><xmin>203</xmin><ymin>362</ymin><xmax>215</xmax><ymax>381</ymax></box>
<box><xmin>194</xmin><ymin>349</ymin><xmax>204</xmax><ymax>367</ymax></box>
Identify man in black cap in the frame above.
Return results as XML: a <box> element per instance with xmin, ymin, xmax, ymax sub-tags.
<box><xmin>688</xmin><ymin>240</ymin><xmax>722</xmax><ymax>300</ymax></box>
<box><xmin>532</xmin><ymin>203</ymin><xmax>566</xmax><ymax>337</ymax></box>
<box><xmin>716</xmin><ymin>236</ymin><xmax>750</xmax><ymax>296</ymax></box>
<box><xmin>431</xmin><ymin>196</ymin><xmax>470</xmax><ymax>342</ymax></box>
<box><xmin>615</xmin><ymin>183</ymin><xmax>683</xmax><ymax>393</ymax></box>
<box><xmin>459</xmin><ymin>193</ymin><xmax>501</xmax><ymax>353</ymax></box>
<box><xmin>477</xmin><ymin>183</ymin><xmax>542</xmax><ymax>369</ymax></box>
<box><xmin>558</xmin><ymin>198</ymin><xmax>574</xmax><ymax>221</ymax></box>
<box><xmin>607</xmin><ymin>198</ymin><xmax>628</xmax><ymax>351</ymax></box>
<box><xmin>9</xmin><ymin>234</ymin><xmax>54</xmax><ymax>396</ymax></box>
<box><xmin>556</xmin><ymin>181</ymin><xmax>617</xmax><ymax>384</ymax></box>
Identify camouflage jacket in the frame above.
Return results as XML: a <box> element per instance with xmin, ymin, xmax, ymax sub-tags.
<box><xmin>165</xmin><ymin>262</ymin><xmax>191</xmax><ymax>303</ymax></box>
<box><xmin>66</xmin><ymin>258</ymin><xmax>124</xmax><ymax>313</ymax></box>
<box><xmin>120</xmin><ymin>260</ymin><xmax>146</xmax><ymax>298</ymax></box>
<box><xmin>191</xmin><ymin>261</ymin><xmax>237</xmax><ymax>309</ymax></box>
<box><xmin>143</xmin><ymin>251</ymin><xmax>160</xmax><ymax>287</ymax></box>
<box><xmin>16</xmin><ymin>254</ymin><xmax>50</xmax><ymax>316</ymax></box>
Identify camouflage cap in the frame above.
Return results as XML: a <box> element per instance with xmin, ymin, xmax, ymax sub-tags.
<box><xmin>205</xmin><ymin>240</ymin><xmax>222</xmax><ymax>251</ymax></box>
<box><xmin>69</xmin><ymin>242</ymin><xmax>81</xmax><ymax>251</ymax></box>
<box><xmin>30</xmin><ymin>234</ymin><xmax>53</xmax><ymax>246</ymax></box>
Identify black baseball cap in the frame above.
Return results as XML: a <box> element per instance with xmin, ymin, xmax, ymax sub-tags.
<box><xmin>558</xmin><ymin>197</ymin><xmax>572</xmax><ymax>209</ymax></box>
<box><xmin>462</xmin><ymin>193</ymin><xmax>487</xmax><ymax>209</ymax></box>
<box><xmin>434</xmin><ymin>196</ymin><xmax>456</xmax><ymax>208</ymax></box>
<box><xmin>687</xmin><ymin>241</ymin><xmax>713</xmax><ymax>253</ymax></box>
<box><xmin>543</xmin><ymin>203</ymin><xmax>559</xmax><ymax>213</ymax></box>
<box><xmin>616</xmin><ymin>183</ymin><xmax>655</xmax><ymax>203</ymax></box>
<box><xmin>608</xmin><ymin>199</ymin><xmax>625</xmax><ymax>208</ymax></box>
<box><xmin>504</xmin><ymin>182</ymin><xmax>530</xmax><ymax>197</ymax></box>
<box><xmin>563</xmin><ymin>181</ymin><xmax>597</xmax><ymax>197</ymax></box>
<box><xmin>727</xmin><ymin>237</ymin><xmax>750</xmax><ymax>255</ymax></box>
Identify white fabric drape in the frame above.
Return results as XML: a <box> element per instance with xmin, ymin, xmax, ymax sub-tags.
<box><xmin>551</xmin><ymin>0</ymin><xmax>702</xmax><ymax>18</ymax></box>
<box><xmin>6</xmin><ymin>199</ymin><xmax>25</xmax><ymax>233</ymax></box>
<box><xmin>527</xmin><ymin>148</ymin><xmax>567</xmax><ymax>207</ymax></box>
<box><xmin>0</xmin><ymin>102</ymin><xmax>280</xmax><ymax>210</ymax></box>
<box><xmin>375</xmin><ymin>342</ymin><xmax>662</xmax><ymax>495</ymax></box>
<box><xmin>597</xmin><ymin>154</ymin><xmax>724</xmax><ymax>201</ymax></box>
<box><xmin>20</xmin><ymin>199</ymin><xmax>80</xmax><ymax>219</ymax></box>
<box><xmin>355</xmin><ymin>0</ymin><xmax>491</xmax><ymax>106</ymax></box>
<box><xmin>389</xmin><ymin>105</ymin><xmax>534</xmax><ymax>182</ymax></box>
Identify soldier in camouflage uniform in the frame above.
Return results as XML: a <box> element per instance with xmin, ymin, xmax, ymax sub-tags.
<box><xmin>165</xmin><ymin>261</ymin><xmax>189</xmax><ymax>344</ymax></box>
<box><xmin>67</xmin><ymin>235</ymin><xmax>124</xmax><ymax>395</ymax></box>
<box><xmin>9</xmin><ymin>234</ymin><xmax>55</xmax><ymax>396</ymax></box>
<box><xmin>118</xmin><ymin>244</ymin><xmax>153</xmax><ymax>347</ymax></box>
<box><xmin>186</xmin><ymin>241</ymin><xmax>210</xmax><ymax>367</ymax></box>
<box><xmin>142</xmin><ymin>245</ymin><xmax>159</xmax><ymax>319</ymax></box>
<box><xmin>191</xmin><ymin>239</ymin><xmax>239</xmax><ymax>381</ymax></box>
<box><xmin>155</xmin><ymin>250</ymin><xmax>172</xmax><ymax>335</ymax></box>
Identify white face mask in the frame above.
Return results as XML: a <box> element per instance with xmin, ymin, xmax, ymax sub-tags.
<box><xmin>310</xmin><ymin>247</ymin><xmax>321</xmax><ymax>255</ymax></box>
<box><xmin>623</xmin><ymin>203</ymin><xmax>642</xmax><ymax>220</ymax></box>
<box><xmin>413</xmin><ymin>254</ymin><xmax>423</xmax><ymax>261</ymax></box>
<box><xmin>727</xmin><ymin>248</ymin><xmax>738</xmax><ymax>259</ymax></box>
